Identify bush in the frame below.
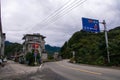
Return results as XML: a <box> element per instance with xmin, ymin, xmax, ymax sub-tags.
<box><xmin>69</xmin><ymin>57</ymin><xmax>75</xmax><ymax>63</ymax></box>
<box><xmin>25</xmin><ymin>52</ymin><xmax>41</xmax><ymax>66</ymax></box>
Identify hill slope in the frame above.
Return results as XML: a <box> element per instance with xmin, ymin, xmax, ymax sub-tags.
<box><xmin>45</xmin><ymin>44</ymin><xmax>61</xmax><ymax>54</ymax></box>
<box><xmin>60</xmin><ymin>26</ymin><xmax>120</xmax><ymax>66</ymax></box>
<box><xmin>5</xmin><ymin>41</ymin><xmax>61</xmax><ymax>56</ymax></box>
<box><xmin>5</xmin><ymin>41</ymin><xmax>22</xmax><ymax>57</ymax></box>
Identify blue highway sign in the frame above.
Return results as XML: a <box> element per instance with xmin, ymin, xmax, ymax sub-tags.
<box><xmin>82</xmin><ymin>17</ymin><xmax>100</xmax><ymax>32</ymax></box>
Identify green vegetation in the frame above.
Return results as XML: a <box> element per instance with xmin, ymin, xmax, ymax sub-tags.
<box><xmin>5</xmin><ymin>41</ymin><xmax>22</xmax><ymax>57</ymax></box>
<box><xmin>45</xmin><ymin>44</ymin><xmax>61</xmax><ymax>61</ymax></box>
<box><xmin>60</xmin><ymin>27</ymin><xmax>120</xmax><ymax>66</ymax></box>
<box><xmin>25</xmin><ymin>50</ymin><xmax>40</xmax><ymax>66</ymax></box>
<box><xmin>45</xmin><ymin>44</ymin><xmax>61</xmax><ymax>55</ymax></box>
<box><xmin>5</xmin><ymin>42</ymin><xmax>60</xmax><ymax>58</ymax></box>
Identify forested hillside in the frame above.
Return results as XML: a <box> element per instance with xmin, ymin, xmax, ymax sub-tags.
<box><xmin>60</xmin><ymin>26</ymin><xmax>120</xmax><ymax>66</ymax></box>
<box><xmin>5</xmin><ymin>41</ymin><xmax>60</xmax><ymax>57</ymax></box>
<box><xmin>5</xmin><ymin>41</ymin><xmax>22</xmax><ymax>57</ymax></box>
<box><xmin>45</xmin><ymin>44</ymin><xmax>61</xmax><ymax>54</ymax></box>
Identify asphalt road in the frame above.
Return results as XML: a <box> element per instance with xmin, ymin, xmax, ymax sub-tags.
<box><xmin>1</xmin><ymin>60</ymin><xmax>120</xmax><ymax>80</ymax></box>
<box><xmin>43</xmin><ymin>60</ymin><xmax>120</xmax><ymax>80</ymax></box>
<box><xmin>0</xmin><ymin>60</ymin><xmax>68</xmax><ymax>80</ymax></box>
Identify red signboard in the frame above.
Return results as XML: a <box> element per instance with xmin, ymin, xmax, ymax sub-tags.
<box><xmin>32</xmin><ymin>44</ymin><xmax>39</xmax><ymax>48</ymax></box>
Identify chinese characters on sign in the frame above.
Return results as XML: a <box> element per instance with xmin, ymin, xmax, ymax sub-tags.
<box><xmin>82</xmin><ymin>17</ymin><xmax>100</xmax><ymax>33</ymax></box>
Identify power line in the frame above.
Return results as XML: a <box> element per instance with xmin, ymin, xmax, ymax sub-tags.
<box><xmin>41</xmin><ymin>0</ymin><xmax>82</xmax><ymax>25</ymax></box>
<box><xmin>39</xmin><ymin>0</ymin><xmax>74</xmax><ymax>24</ymax></box>
<box><xmin>43</xmin><ymin>0</ymin><xmax>87</xmax><ymax>27</ymax></box>
<box><xmin>29</xmin><ymin>0</ymin><xmax>81</xmax><ymax>30</ymax></box>
<box><xmin>34</xmin><ymin>0</ymin><xmax>81</xmax><ymax>28</ymax></box>
<box><xmin>31</xmin><ymin>0</ymin><xmax>77</xmax><ymax>29</ymax></box>
<box><xmin>29</xmin><ymin>0</ymin><xmax>87</xmax><ymax>31</ymax></box>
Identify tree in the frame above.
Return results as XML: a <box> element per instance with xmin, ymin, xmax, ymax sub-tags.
<box><xmin>60</xmin><ymin>26</ymin><xmax>120</xmax><ymax>66</ymax></box>
<box><xmin>5</xmin><ymin>41</ymin><xmax>22</xmax><ymax>57</ymax></box>
<box><xmin>25</xmin><ymin>50</ymin><xmax>41</xmax><ymax>66</ymax></box>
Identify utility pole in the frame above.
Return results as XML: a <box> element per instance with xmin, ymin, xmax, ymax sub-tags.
<box><xmin>102</xmin><ymin>20</ymin><xmax>110</xmax><ymax>63</ymax></box>
<box><xmin>0</xmin><ymin>0</ymin><xmax>2</xmax><ymax>55</ymax></box>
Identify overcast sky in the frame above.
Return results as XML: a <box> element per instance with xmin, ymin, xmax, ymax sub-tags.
<box><xmin>1</xmin><ymin>0</ymin><xmax>120</xmax><ymax>47</ymax></box>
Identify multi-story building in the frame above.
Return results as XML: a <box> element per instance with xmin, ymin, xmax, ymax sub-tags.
<box><xmin>22</xmin><ymin>33</ymin><xmax>47</xmax><ymax>60</ymax></box>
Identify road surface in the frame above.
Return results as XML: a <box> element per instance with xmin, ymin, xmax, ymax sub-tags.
<box><xmin>0</xmin><ymin>60</ymin><xmax>67</xmax><ymax>80</ymax></box>
<box><xmin>0</xmin><ymin>60</ymin><xmax>41</xmax><ymax>80</ymax></box>
<box><xmin>43</xmin><ymin>60</ymin><xmax>120</xmax><ymax>80</ymax></box>
<box><xmin>0</xmin><ymin>60</ymin><xmax>120</xmax><ymax>80</ymax></box>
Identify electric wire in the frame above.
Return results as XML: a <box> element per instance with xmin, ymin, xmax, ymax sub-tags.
<box><xmin>29</xmin><ymin>0</ymin><xmax>82</xmax><ymax>30</ymax></box>
<box><xmin>41</xmin><ymin>0</ymin><xmax>82</xmax><ymax>25</ymax></box>
<box><xmin>29</xmin><ymin>0</ymin><xmax>87</xmax><ymax>31</ymax></box>
<box><xmin>43</xmin><ymin>0</ymin><xmax>87</xmax><ymax>27</ymax></box>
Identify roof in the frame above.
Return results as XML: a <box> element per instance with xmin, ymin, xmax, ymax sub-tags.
<box><xmin>22</xmin><ymin>33</ymin><xmax>46</xmax><ymax>39</ymax></box>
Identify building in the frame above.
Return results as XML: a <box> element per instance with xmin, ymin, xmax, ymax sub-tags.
<box><xmin>0</xmin><ymin>1</ymin><xmax>5</xmax><ymax>56</ymax></box>
<box><xmin>22</xmin><ymin>33</ymin><xmax>47</xmax><ymax>60</ymax></box>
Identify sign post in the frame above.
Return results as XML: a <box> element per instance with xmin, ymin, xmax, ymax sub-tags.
<box><xmin>33</xmin><ymin>43</ymin><xmax>39</xmax><ymax>65</ymax></box>
<box><xmin>101</xmin><ymin>20</ymin><xmax>110</xmax><ymax>63</ymax></box>
<box><xmin>82</xmin><ymin>17</ymin><xmax>110</xmax><ymax>63</ymax></box>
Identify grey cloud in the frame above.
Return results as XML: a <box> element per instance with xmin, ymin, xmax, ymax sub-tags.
<box><xmin>1</xmin><ymin>0</ymin><xmax>120</xmax><ymax>46</ymax></box>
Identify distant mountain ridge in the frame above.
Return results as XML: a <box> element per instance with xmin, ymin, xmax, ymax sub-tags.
<box><xmin>45</xmin><ymin>44</ymin><xmax>61</xmax><ymax>54</ymax></box>
<box><xmin>5</xmin><ymin>41</ymin><xmax>13</xmax><ymax>45</ymax></box>
<box><xmin>5</xmin><ymin>41</ymin><xmax>61</xmax><ymax>55</ymax></box>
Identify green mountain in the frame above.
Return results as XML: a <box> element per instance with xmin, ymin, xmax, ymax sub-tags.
<box><xmin>45</xmin><ymin>44</ymin><xmax>61</xmax><ymax>54</ymax></box>
<box><xmin>5</xmin><ymin>41</ymin><xmax>61</xmax><ymax>57</ymax></box>
<box><xmin>60</xmin><ymin>26</ymin><xmax>120</xmax><ymax>66</ymax></box>
<box><xmin>5</xmin><ymin>41</ymin><xmax>22</xmax><ymax>57</ymax></box>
